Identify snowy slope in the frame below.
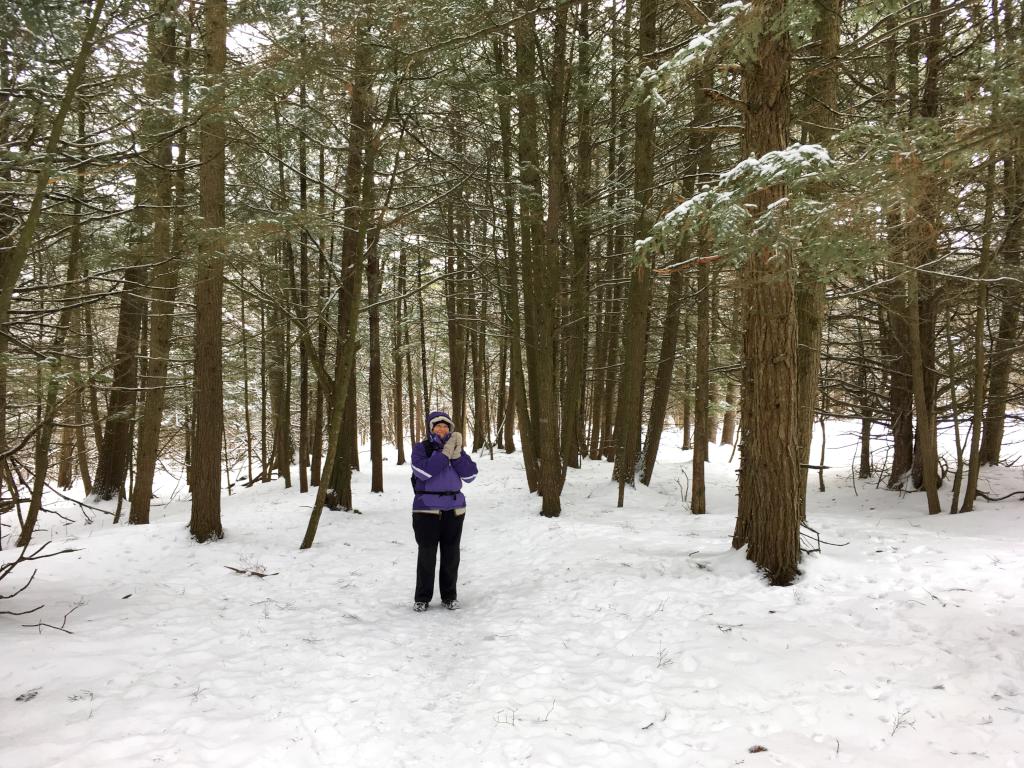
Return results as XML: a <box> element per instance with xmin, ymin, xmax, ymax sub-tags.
<box><xmin>2</xmin><ymin>422</ymin><xmax>1022</xmax><ymax>767</ymax></box>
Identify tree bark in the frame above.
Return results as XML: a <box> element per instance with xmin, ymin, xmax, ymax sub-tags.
<box><xmin>302</xmin><ymin>10</ymin><xmax>373</xmax><ymax>546</ymax></box>
<box><xmin>130</xmin><ymin>3</ymin><xmax>180</xmax><ymax>524</ymax></box>
<box><xmin>189</xmin><ymin>0</ymin><xmax>227</xmax><ymax>542</ymax></box>
<box><xmin>795</xmin><ymin>0</ymin><xmax>841</xmax><ymax>517</ymax></box>
<box><xmin>908</xmin><ymin>0</ymin><xmax>945</xmax><ymax>496</ymax></box>
<box><xmin>731</xmin><ymin>0</ymin><xmax>802</xmax><ymax>585</ymax></box>
<box><xmin>530</xmin><ymin>3</ymin><xmax>569</xmax><ymax>516</ymax></box>
<box><xmin>92</xmin><ymin>251</ymin><xmax>147</xmax><ymax>499</ymax></box>
<box><xmin>612</xmin><ymin>0</ymin><xmax>657</xmax><ymax>502</ymax></box>
<box><xmin>367</xmin><ymin>194</ymin><xmax>384</xmax><ymax>492</ymax></box>
<box><xmin>690</xmin><ymin>247</ymin><xmax>711</xmax><ymax>515</ymax></box>
<box><xmin>393</xmin><ymin>249</ymin><xmax>408</xmax><ymax>465</ymax></box>
<box><xmin>560</xmin><ymin>0</ymin><xmax>593</xmax><ymax>471</ymax></box>
<box><xmin>641</xmin><ymin>54</ymin><xmax>713</xmax><ymax>486</ymax></box>
<box><xmin>297</xmin><ymin>78</ymin><xmax>311</xmax><ymax>494</ymax></box>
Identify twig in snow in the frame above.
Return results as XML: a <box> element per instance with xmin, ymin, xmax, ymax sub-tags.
<box><xmin>224</xmin><ymin>565</ymin><xmax>279</xmax><ymax>577</ymax></box>
<box><xmin>799</xmin><ymin>521</ymin><xmax>849</xmax><ymax>554</ymax></box>
<box><xmin>1</xmin><ymin>542</ymin><xmax>80</xmax><ymax>617</ymax></box>
<box><xmin>494</xmin><ymin>708</ymin><xmax>517</xmax><ymax>726</ymax></box>
<box><xmin>539</xmin><ymin>700</ymin><xmax>555</xmax><ymax>722</ymax></box>
<box><xmin>656</xmin><ymin>642</ymin><xmax>674</xmax><ymax>668</ymax></box>
<box><xmin>890</xmin><ymin>708</ymin><xmax>915</xmax><ymax>735</ymax></box>
<box><xmin>676</xmin><ymin>468</ymin><xmax>690</xmax><ymax>505</ymax></box>
<box><xmin>0</xmin><ymin>569</ymin><xmax>42</xmax><ymax>615</ymax></box>
<box><xmin>22</xmin><ymin>599</ymin><xmax>84</xmax><ymax>634</ymax></box>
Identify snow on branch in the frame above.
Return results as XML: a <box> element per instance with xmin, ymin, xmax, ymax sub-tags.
<box><xmin>637</xmin><ymin>143</ymin><xmax>833</xmax><ymax>263</ymax></box>
<box><xmin>638</xmin><ymin>1</ymin><xmax>749</xmax><ymax>110</ymax></box>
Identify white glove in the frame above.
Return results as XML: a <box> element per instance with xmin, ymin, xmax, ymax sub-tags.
<box><xmin>442</xmin><ymin>432</ymin><xmax>463</xmax><ymax>459</ymax></box>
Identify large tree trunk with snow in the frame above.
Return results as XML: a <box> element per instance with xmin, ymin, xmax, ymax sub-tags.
<box><xmin>732</xmin><ymin>0</ymin><xmax>802</xmax><ymax>586</ymax></box>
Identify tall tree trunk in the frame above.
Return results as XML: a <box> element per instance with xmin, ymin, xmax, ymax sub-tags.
<box><xmin>595</xmin><ymin>1</ymin><xmax>626</xmax><ymax>464</ymax></box>
<box><xmin>560</xmin><ymin>0</ymin><xmax>593</xmax><ymax>470</ymax></box>
<box><xmin>58</xmin><ymin>105</ymin><xmax>91</xmax><ymax>493</ymax></box>
<box><xmin>268</xmin><ymin>250</ymin><xmax>291</xmax><ymax>486</ymax></box>
<box><xmin>327</xmin><ymin>25</ymin><xmax>375</xmax><ymax>511</ymax></box>
<box><xmin>906</xmin><ymin>260</ymin><xmax>941</xmax><ymax>514</ymax></box>
<box><xmin>962</xmin><ymin>152</ymin><xmax>997</xmax><ymax>509</ymax></box>
<box><xmin>856</xmin><ymin>317</ymin><xmax>874</xmax><ymax>478</ymax></box>
<box><xmin>495</xmin><ymin>269</ymin><xmax>509</xmax><ymax>452</ymax></box>
<box><xmin>259</xmin><ymin>270</ymin><xmax>270</xmax><ymax>481</ymax></box>
<box><xmin>720</xmin><ymin>384</ymin><xmax>739</xmax><ymax>445</ymax></box>
<box><xmin>884</xmin><ymin>11</ymin><xmax>913</xmax><ymax>489</ymax></box>
<box><xmin>731</xmin><ymin>0</ymin><xmax>801</xmax><ymax>585</ymax></box>
<box><xmin>297</xmin><ymin>78</ymin><xmax>311</xmax><ymax>494</ymax></box>
<box><xmin>417</xmin><ymin>247</ymin><xmax>430</xmax><ymax>412</ymax></box>
<box><xmin>795</xmin><ymin>0</ymin><xmax>842</xmax><ymax>516</ymax></box>
<box><xmin>719</xmin><ymin>297</ymin><xmax>740</xmax><ymax>449</ymax></box>
<box><xmin>600</xmin><ymin>262</ymin><xmax>623</xmax><ymax>461</ymax></box>
<box><xmin>587</xmin><ymin>279</ymin><xmax>609</xmax><ymax>460</ymax></box>
<box><xmin>405</xmin><ymin>319</ymin><xmax>418</xmax><ymax>446</ymax></box>
<box><xmin>909</xmin><ymin>0</ymin><xmax>945</xmax><ymax>497</ymax></box>
<box><xmin>690</xmin><ymin>247</ymin><xmax>711</xmax><ymax>515</ymax></box>
<box><xmin>493</xmin><ymin>37</ymin><xmax>522</xmax><ymax>459</ymax></box>
<box><xmin>681</xmin><ymin>308</ymin><xmax>692</xmax><ymax>450</ymax></box>
<box><xmin>394</xmin><ymin>249</ymin><xmax>408</xmax><ymax>465</ymax></box>
<box><xmin>92</xmin><ymin>243</ymin><xmax>147</xmax><ymax>498</ymax></box>
<box><xmin>241</xmin><ymin>286</ymin><xmax>254</xmax><ymax>482</ymax></box>
<box><xmin>529</xmin><ymin>3</ymin><xmax>569</xmax><ymax>516</ymax></box>
<box><xmin>302</xmin><ymin>12</ymin><xmax>373</xmax><ymax>545</ymax></box>
<box><xmin>271</xmin><ymin>102</ymin><xmax>294</xmax><ymax>489</ymax></box>
<box><xmin>445</xmin><ymin>200</ymin><xmax>468</xmax><ymax>429</ymax></box>
<box><xmin>130</xmin><ymin>3</ymin><xmax>180</xmax><ymax>524</ymax></box>
<box><xmin>311</xmin><ymin>146</ymin><xmax>329</xmax><ymax>484</ymax></box>
<box><xmin>612</xmin><ymin>0</ymin><xmax>657</xmax><ymax>502</ymax></box>
<box><xmin>468</xmin><ymin>252</ymin><xmax>489</xmax><ymax>452</ymax></box>
<box><xmin>641</xmin><ymin>53</ymin><xmax>713</xmax><ymax>485</ymax></box>
<box><xmin>189</xmin><ymin>0</ymin><xmax>227</xmax><ymax>542</ymax></box>
<box><xmin>509</xmin><ymin>27</ymin><xmax>546</xmax><ymax>490</ymax></box>
<box><xmin>367</xmin><ymin>169</ymin><xmax>384</xmax><ymax>493</ymax></box>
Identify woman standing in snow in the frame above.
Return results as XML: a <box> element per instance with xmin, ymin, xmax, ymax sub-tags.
<box><xmin>410</xmin><ymin>410</ymin><xmax>478</xmax><ymax>611</ymax></box>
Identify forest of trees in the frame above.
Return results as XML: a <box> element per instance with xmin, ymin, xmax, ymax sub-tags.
<box><xmin>0</xmin><ymin>0</ymin><xmax>1020</xmax><ymax>586</ymax></box>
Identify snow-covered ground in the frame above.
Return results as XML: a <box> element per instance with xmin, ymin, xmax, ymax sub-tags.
<box><xmin>2</xmin><ymin>421</ymin><xmax>1023</xmax><ymax>767</ymax></box>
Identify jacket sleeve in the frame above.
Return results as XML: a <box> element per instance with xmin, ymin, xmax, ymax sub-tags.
<box><xmin>411</xmin><ymin>441</ymin><xmax>450</xmax><ymax>482</ymax></box>
<box><xmin>451</xmin><ymin>451</ymin><xmax>478</xmax><ymax>483</ymax></box>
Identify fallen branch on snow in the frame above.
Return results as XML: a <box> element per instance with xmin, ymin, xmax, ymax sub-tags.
<box><xmin>800</xmin><ymin>521</ymin><xmax>849</xmax><ymax>554</ymax></box>
<box><xmin>976</xmin><ymin>489</ymin><xmax>1024</xmax><ymax>503</ymax></box>
<box><xmin>224</xmin><ymin>565</ymin><xmax>279</xmax><ymax>578</ymax></box>
<box><xmin>22</xmin><ymin>599</ymin><xmax>84</xmax><ymax>634</ymax></box>
<box><xmin>1</xmin><ymin>541</ymin><xmax>81</xmax><ymax>617</ymax></box>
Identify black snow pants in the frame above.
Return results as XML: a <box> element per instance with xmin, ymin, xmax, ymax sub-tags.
<box><xmin>413</xmin><ymin>509</ymin><xmax>464</xmax><ymax>604</ymax></box>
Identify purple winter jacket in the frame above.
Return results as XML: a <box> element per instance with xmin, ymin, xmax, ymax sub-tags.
<box><xmin>412</xmin><ymin>412</ymin><xmax>478</xmax><ymax>514</ymax></box>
